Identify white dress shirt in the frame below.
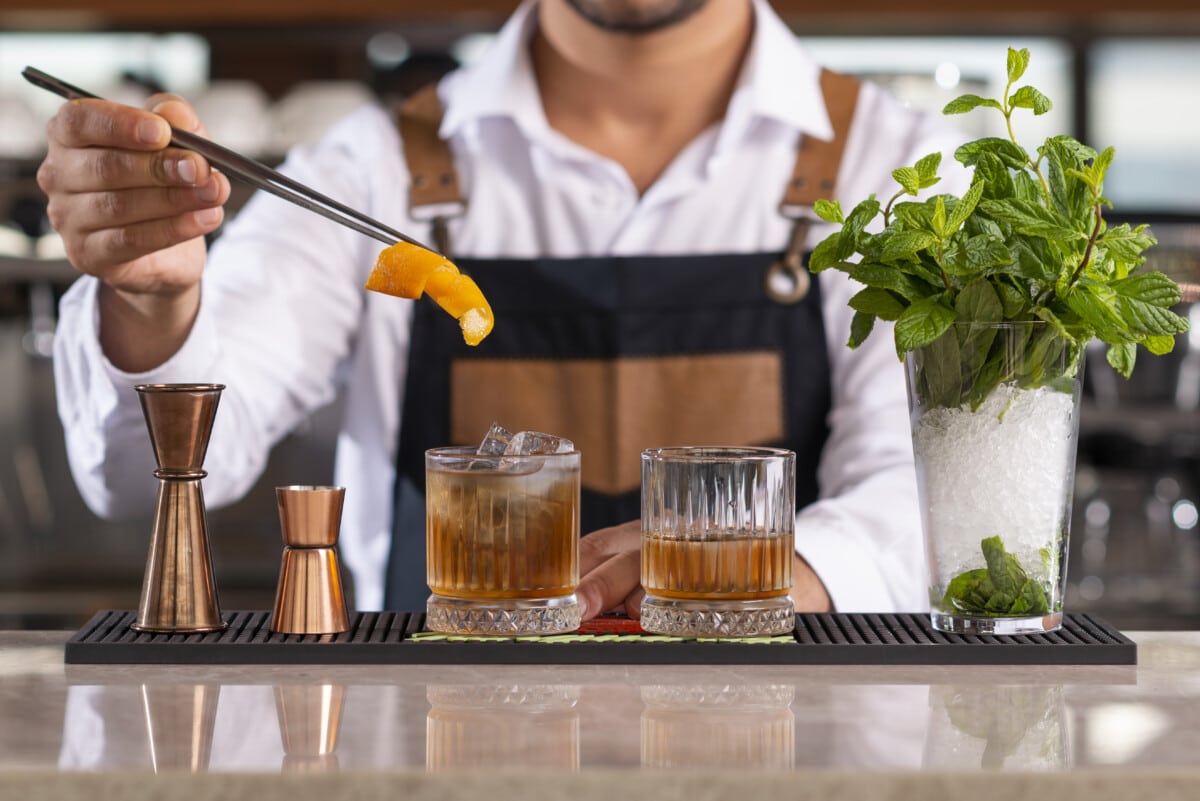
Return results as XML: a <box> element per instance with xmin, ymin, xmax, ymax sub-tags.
<box><xmin>53</xmin><ymin>0</ymin><xmax>969</xmax><ymax>612</ymax></box>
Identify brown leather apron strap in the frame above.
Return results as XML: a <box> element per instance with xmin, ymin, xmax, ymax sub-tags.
<box><xmin>780</xmin><ymin>69</ymin><xmax>862</xmax><ymax>212</ymax></box>
<box><xmin>766</xmin><ymin>68</ymin><xmax>861</xmax><ymax>304</ymax></box>
<box><xmin>394</xmin><ymin>83</ymin><xmax>466</xmax><ymax>255</ymax></box>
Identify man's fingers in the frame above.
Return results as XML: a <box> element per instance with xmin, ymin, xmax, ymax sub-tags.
<box><xmin>74</xmin><ymin>208</ymin><xmax>224</xmax><ymax>272</ymax></box>
<box><xmin>48</xmin><ymin>98</ymin><xmax>169</xmax><ymax>150</ymax></box>
<box><xmin>578</xmin><ymin>520</ymin><xmax>641</xmax><ymax>574</ymax></box>
<box><xmin>576</xmin><ymin>548</ymin><xmax>640</xmax><ymax>621</ymax></box>
<box><xmin>147</xmin><ymin>95</ymin><xmax>206</xmax><ymax>136</ymax></box>
<box><xmin>65</xmin><ymin>177</ymin><xmax>228</xmax><ymax>233</ymax></box>
<box><xmin>40</xmin><ymin>145</ymin><xmax>215</xmax><ymax>195</ymax></box>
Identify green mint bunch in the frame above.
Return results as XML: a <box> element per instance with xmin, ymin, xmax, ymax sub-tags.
<box><xmin>941</xmin><ymin>536</ymin><xmax>1050</xmax><ymax>616</ymax></box>
<box><xmin>809</xmin><ymin>47</ymin><xmax>1189</xmax><ymax>390</ymax></box>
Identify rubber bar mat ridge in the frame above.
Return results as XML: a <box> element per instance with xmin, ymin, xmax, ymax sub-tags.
<box><xmin>63</xmin><ymin>610</ymin><xmax>1137</xmax><ymax>665</ymax></box>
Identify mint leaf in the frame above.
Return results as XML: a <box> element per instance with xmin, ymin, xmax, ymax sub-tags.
<box><xmin>979</xmin><ymin>198</ymin><xmax>1084</xmax><ymax>242</ymax></box>
<box><xmin>893</xmin><ymin>166</ymin><xmax>922</xmax><ymax>196</ymax></box>
<box><xmin>808</xmin><ymin>234</ymin><xmax>842</xmax><ymax>273</ymax></box>
<box><xmin>1143</xmin><ymin>334</ymin><xmax>1177</xmax><ymax>356</ymax></box>
<box><xmin>848</xmin><ymin>310</ymin><xmax>876</xmax><ymax>349</ymax></box>
<box><xmin>814</xmin><ymin>198</ymin><xmax>844</xmax><ymax>224</ymax></box>
<box><xmin>1111</xmin><ymin>271</ymin><xmax>1182</xmax><ymax>306</ymax></box>
<box><xmin>955</xmin><ymin>279</ymin><xmax>1004</xmax><ymax>323</ymax></box>
<box><xmin>942</xmin><ymin>538</ymin><xmax>1050</xmax><ymax>617</ymax></box>
<box><xmin>940</xmin><ymin>234</ymin><xmax>1013</xmax><ymax>276</ymax></box>
<box><xmin>1100</xmin><ymin>224</ymin><xmax>1156</xmax><ymax>264</ymax></box>
<box><xmin>944</xmin><ymin>94</ymin><xmax>1003</xmax><ymax>115</ymax></box>
<box><xmin>1007</xmin><ymin>47</ymin><xmax>1031</xmax><ymax>83</ymax></box>
<box><xmin>956</xmin><ymin>138</ymin><xmax>1029</xmax><ymax>170</ymax></box>
<box><xmin>849</xmin><ymin>262</ymin><xmax>936</xmax><ymax>301</ymax></box>
<box><xmin>1010</xmin><ymin>85</ymin><xmax>1053</xmax><ymax>115</ymax></box>
<box><xmin>895</xmin><ymin>296</ymin><xmax>956</xmax><ymax>356</ymax></box>
<box><xmin>916</xmin><ymin>152</ymin><xmax>943</xmax><ymax>185</ymax></box>
<box><xmin>882</xmin><ymin>230</ymin><xmax>939</xmax><ymax>261</ymax></box>
<box><xmin>1106</xmin><ymin>341</ymin><xmax>1136</xmax><ymax>378</ymax></box>
<box><xmin>849</xmin><ymin>287</ymin><xmax>906</xmax><ymax>320</ymax></box>
<box><xmin>945</xmin><ymin>179</ymin><xmax>985</xmax><ymax>234</ymax></box>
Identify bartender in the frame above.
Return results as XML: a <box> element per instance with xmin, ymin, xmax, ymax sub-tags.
<box><xmin>39</xmin><ymin>0</ymin><xmax>968</xmax><ymax>616</ymax></box>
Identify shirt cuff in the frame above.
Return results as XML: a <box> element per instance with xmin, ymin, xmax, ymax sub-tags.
<box><xmin>794</xmin><ymin>506</ymin><xmax>897</xmax><ymax>614</ymax></box>
<box><xmin>55</xmin><ymin>276</ymin><xmax>223</xmax><ymax>434</ymax></box>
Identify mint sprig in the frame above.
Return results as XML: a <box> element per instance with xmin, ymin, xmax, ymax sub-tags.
<box><xmin>942</xmin><ymin>536</ymin><xmax>1050</xmax><ymax>617</ymax></box>
<box><xmin>810</xmin><ymin>47</ymin><xmax>1189</xmax><ymax>402</ymax></box>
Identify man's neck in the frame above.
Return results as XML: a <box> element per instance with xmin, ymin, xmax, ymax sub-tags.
<box><xmin>532</xmin><ymin>0</ymin><xmax>754</xmax><ymax>194</ymax></box>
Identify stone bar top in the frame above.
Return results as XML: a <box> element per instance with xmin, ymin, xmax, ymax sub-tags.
<box><xmin>2</xmin><ymin>629</ymin><xmax>1200</xmax><ymax>800</ymax></box>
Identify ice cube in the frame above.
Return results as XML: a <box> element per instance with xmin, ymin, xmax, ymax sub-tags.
<box><xmin>477</xmin><ymin>422</ymin><xmax>514</xmax><ymax>455</ymax></box>
<box><xmin>505</xmin><ymin>430</ymin><xmax>575</xmax><ymax>455</ymax></box>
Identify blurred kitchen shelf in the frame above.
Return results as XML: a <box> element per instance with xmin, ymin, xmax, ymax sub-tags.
<box><xmin>0</xmin><ymin>258</ymin><xmax>77</xmax><ymax>285</ymax></box>
<box><xmin>3</xmin><ymin>0</ymin><xmax>1199</xmax><ymax>29</ymax></box>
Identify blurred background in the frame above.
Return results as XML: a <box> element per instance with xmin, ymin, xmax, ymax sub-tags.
<box><xmin>0</xmin><ymin>0</ymin><xmax>1197</xmax><ymax>631</ymax></box>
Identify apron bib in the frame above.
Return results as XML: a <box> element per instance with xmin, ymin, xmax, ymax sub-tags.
<box><xmin>383</xmin><ymin>71</ymin><xmax>861</xmax><ymax>610</ymax></box>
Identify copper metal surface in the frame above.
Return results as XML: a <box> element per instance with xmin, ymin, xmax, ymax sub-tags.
<box><xmin>132</xmin><ymin>384</ymin><xmax>226</xmax><ymax>634</ymax></box>
<box><xmin>271</xmin><ymin>486</ymin><xmax>350</xmax><ymax>635</ymax></box>
<box><xmin>141</xmin><ymin>683</ymin><xmax>220</xmax><ymax>773</ymax></box>
<box><xmin>276</xmin><ymin>485</ymin><xmax>345</xmax><ymax>548</ymax></box>
<box><xmin>275</xmin><ymin>683</ymin><xmax>345</xmax><ymax>772</ymax></box>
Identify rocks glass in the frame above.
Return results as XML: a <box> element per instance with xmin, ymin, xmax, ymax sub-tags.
<box><xmin>639</xmin><ymin>446</ymin><xmax>796</xmax><ymax>637</ymax></box>
<box><xmin>424</xmin><ymin>446</ymin><xmax>581</xmax><ymax>635</ymax></box>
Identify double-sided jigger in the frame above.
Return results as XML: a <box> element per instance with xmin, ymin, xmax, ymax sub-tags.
<box><xmin>271</xmin><ymin>486</ymin><xmax>350</xmax><ymax>634</ymax></box>
<box><xmin>133</xmin><ymin>383</ymin><xmax>226</xmax><ymax>633</ymax></box>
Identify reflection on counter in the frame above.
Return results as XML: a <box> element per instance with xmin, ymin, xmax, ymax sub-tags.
<box><xmin>639</xmin><ymin>684</ymin><xmax>794</xmax><ymax>770</ymax></box>
<box><xmin>924</xmin><ymin>685</ymin><xmax>1069</xmax><ymax>770</ymax></box>
<box><xmin>37</xmin><ymin>655</ymin><xmax>1200</xmax><ymax>776</ymax></box>
<box><xmin>275</xmin><ymin>684</ymin><xmax>345</xmax><ymax>773</ymax></box>
<box><xmin>141</xmin><ymin>684</ymin><xmax>221</xmax><ymax>773</ymax></box>
<box><xmin>425</xmin><ymin>684</ymin><xmax>580</xmax><ymax>772</ymax></box>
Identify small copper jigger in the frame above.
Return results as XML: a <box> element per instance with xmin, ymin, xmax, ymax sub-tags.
<box><xmin>132</xmin><ymin>383</ymin><xmax>226</xmax><ymax>633</ymax></box>
<box><xmin>270</xmin><ymin>486</ymin><xmax>350</xmax><ymax>634</ymax></box>
<box><xmin>274</xmin><ymin>683</ymin><xmax>346</xmax><ymax>773</ymax></box>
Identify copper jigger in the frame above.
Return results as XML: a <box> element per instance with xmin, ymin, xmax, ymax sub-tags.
<box><xmin>141</xmin><ymin>683</ymin><xmax>221</xmax><ymax>773</ymax></box>
<box><xmin>275</xmin><ymin>683</ymin><xmax>346</xmax><ymax>773</ymax></box>
<box><xmin>132</xmin><ymin>384</ymin><xmax>226</xmax><ymax>633</ymax></box>
<box><xmin>270</xmin><ymin>486</ymin><xmax>350</xmax><ymax>634</ymax></box>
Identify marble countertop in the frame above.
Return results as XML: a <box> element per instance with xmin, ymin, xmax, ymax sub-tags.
<box><xmin>3</xmin><ymin>629</ymin><xmax>1200</xmax><ymax>800</ymax></box>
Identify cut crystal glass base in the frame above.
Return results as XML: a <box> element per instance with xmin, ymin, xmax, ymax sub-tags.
<box><xmin>425</xmin><ymin>594</ymin><xmax>581</xmax><ymax>636</ymax></box>
<box><xmin>640</xmin><ymin>596</ymin><xmax>795</xmax><ymax>638</ymax></box>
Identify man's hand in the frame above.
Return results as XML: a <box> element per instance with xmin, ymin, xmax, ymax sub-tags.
<box><xmin>577</xmin><ymin>520</ymin><xmax>643</xmax><ymax>621</ymax></box>
<box><xmin>791</xmin><ymin>553</ymin><xmax>833</xmax><ymax>613</ymax></box>
<box><xmin>577</xmin><ymin>520</ymin><xmax>834</xmax><ymax>621</ymax></box>
<box><xmin>38</xmin><ymin>94</ymin><xmax>230</xmax><ymax>371</ymax></box>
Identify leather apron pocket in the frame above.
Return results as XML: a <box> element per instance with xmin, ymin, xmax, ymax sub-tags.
<box><xmin>450</xmin><ymin>351</ymin><xmax>784</xmax><ymax>496</ymax></box>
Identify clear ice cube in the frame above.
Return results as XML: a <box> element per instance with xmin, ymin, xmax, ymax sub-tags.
<box><xmin>505</xmin><ymin>430</ymin><xmax>575</xmax><ymax>455</ymax></box>
<box><xmin>477</xmin><ymin>422</ymin><xmax>514</xmax><ymax>455</ymax></box>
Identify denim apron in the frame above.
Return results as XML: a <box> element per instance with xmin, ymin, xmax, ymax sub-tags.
<box><xmin>383</xmin><ymin>71</ymin><xmax>861</xmax><ymax>610</ymax></box>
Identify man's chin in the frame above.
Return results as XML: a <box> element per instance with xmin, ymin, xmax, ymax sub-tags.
<box><xmin>563</xmin><ymin>0</ymin><xmax>710</xmax><ymax>34</ymax></box>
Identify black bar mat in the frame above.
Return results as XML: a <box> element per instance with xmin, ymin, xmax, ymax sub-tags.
<box><xmin>63</xmin><ymin>610</ymin><xmax>1136</xmax><ymax>666</ymax></box>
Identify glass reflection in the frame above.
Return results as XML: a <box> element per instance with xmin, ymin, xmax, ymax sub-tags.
<box><xmin>425</xmin><ymin>684</ymin><xmax>581</xmax><ymax>771</ymax></box>
<box><xmin>924</xmin><ymin>685</ymin><xmax>1070</xmax><ymax>770</ymax></box>
<box><xmin>640</xmin><ymin>684</ymin><xmax>794</xmax><ymax>769</ymax></box>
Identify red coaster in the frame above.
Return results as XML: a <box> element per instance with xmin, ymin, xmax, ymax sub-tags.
<box><xmin>577</xmin><ymin>615</ymin><xmax>645</xmax><ymax>635</ymax></box>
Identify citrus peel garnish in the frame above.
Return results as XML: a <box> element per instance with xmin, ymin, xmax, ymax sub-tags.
<box><xmin>365</xmin><ymin>241</ymin><xmax>494</xmax><ymax>346</ymax></box>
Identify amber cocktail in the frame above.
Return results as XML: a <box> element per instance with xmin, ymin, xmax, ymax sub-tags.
<box><xmin>640</xmin><ymin>446</ymin><xmax>796</xmax><ymax>637</ymax></box>
<box><xmin>425</xmin><ymin>446</ymin><xmax>581</xmax><ymax>635</ymax></box>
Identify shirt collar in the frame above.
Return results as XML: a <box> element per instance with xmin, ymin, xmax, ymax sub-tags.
<box><xmin>439</xmin><ymin>0</ymin><xmax>835</xmax><ymax>148</ymax></box>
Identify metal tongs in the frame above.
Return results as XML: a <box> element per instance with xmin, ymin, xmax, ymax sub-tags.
<box><xmin>22</xmin><ymin>66</ymin><xmax>438</xmax><ymax>253</ymax></box>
